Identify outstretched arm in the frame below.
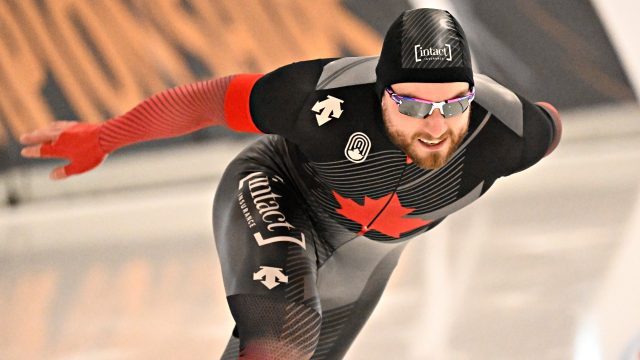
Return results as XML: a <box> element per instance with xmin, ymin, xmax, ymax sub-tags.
<box><xmin>99</xmin><ymin>76</ymin><xmax>234</xmax><ymax>153</ymax></box>
<box><xmin>20</xmin><ymin>74</ymin><xmax>262</xmax><ymax>180</ymax></box>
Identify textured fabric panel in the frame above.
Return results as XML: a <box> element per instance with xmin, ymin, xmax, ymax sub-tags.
<box><xmin>228</xmin><ymin>294</ymin><xmax>321</xmax><ymax>360</ymax></box>
<box><xmin>220</xmin><ymin>335</ymin><xmax>240</xmax><ymax>360</ymax></box>
<box><xmin>99</xmin><ymin>76</ymin><xmax>234</xmax><ymax>153</ymax></box>
<box><xmin>311</xmin><ymin>304</ymin><xmax>355</xmax><ymax>360</ymax></box>
<box><xmin>311</xmin><ymin>243</ymin><xmax>407</xmax><ymax>359</ymax></box>
<box><xmin>284</xmin><ymin>244</ymin><xmax>319</xmax><ymax>307</ymax></box>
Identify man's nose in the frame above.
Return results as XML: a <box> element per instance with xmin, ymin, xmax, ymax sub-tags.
<box><xmin>423</xmin><ymin>109</ymin><xmax>447</xmax><ymax>138</ymax></box>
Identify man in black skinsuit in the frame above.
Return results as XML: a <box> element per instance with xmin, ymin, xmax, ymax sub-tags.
<box><xmin>21</xmin><ymin>8</ymin><xmax>562</xmax><ymax>360</ymax></box>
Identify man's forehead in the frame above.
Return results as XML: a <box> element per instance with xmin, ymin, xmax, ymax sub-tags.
<box><xmin>391</xmin><ymin>82</ymin><xmax>470</xmax><ymax>101</ymax></box>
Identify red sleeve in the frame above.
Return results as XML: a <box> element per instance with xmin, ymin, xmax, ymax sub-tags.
<box><xmin>99</xmin><ymin>76</ymin><xmax>235</xmax><ymax>153</ymax></box>
<box><xmin>223</xmin><ymin>74</ymin><xmax>264</xmax><ymax>133</ymax></box>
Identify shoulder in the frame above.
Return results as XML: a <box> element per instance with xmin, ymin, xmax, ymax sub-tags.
<box><xmin>472</xmin><ymin>73</ymin><xmax>557</xmax><ymax>175</ymax></box>
<box><xmin>315</xmin><ymin>56</ymin><xmax>379</xmax><ymax>90</ymax></box>
<box><xmin>249</xmin><ymin>56</ymin><xmax>381</xmax><ymax>136</ymax></box>
<box><xmin>254</xmin><ymin>56</ymin><xmax>380</xmax><ymax>93</ymax></box>
<box><xmin>473</xmin><ymin>73</ymin><xmax>524</xmax><ymax>137</ymax></box>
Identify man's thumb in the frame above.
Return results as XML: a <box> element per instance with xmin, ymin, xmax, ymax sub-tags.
<box><xmin>50</xmin><ymin>167</ymin><xmax>68</xmax><ymax>180</ymax></box>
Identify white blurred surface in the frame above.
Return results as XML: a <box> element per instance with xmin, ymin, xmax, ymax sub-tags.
<box><xmin>591</xmin><ymin>0</ymin><xmax>640</xmax><ymax>101</ymax></box>
<box><xmin>1</xmin><ymin>104</ymin><xmax>640</xmax><ymax>360</ymax></box>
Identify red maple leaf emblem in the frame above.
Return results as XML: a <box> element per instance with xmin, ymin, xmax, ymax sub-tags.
<box><xmin>332</xmin><ymin>191</ymin><xmax>431</xmax><ymax>238</ymax></box>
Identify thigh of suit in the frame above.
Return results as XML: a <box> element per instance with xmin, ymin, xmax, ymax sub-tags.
<box><xmin>214</xmin><ymin>137</ymin><xmax>409</xmax><ymax>360</ymax></box>
<box><xmin>214</xmin><ymin>138</ymin><xmax>322</xmax><ymax>360</ymax></box>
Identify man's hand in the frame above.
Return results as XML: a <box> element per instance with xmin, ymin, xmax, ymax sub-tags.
<box><xmin>20</xmin><ymin>121</ymin><xmax>107</xmax><ymax>180</ymax></box>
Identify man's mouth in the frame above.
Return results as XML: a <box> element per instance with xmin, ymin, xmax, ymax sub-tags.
<box><xmin>418</xmin><ymin>138</ymin><xmax>444</xmax><ymax>145</ymax></box>
<box><xmin>417</xmin><ymin>137</ymin><xmax>447</xmax><ymax>150</ymax></box>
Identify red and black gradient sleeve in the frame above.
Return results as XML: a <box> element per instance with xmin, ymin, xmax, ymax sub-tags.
<box><xmin>99</xmin><ymin>74</ymin><xmax>264</xmax><ymax>154</ymax></box>
<box><xmin>99</xmin><ymin>58</ymin><xmax>329</xmax><ymax>153</ymax></box>
<box><xmin>223</xmin><ymin>74</ymin><xmax>264</xmax><ymax>133</ymax></box>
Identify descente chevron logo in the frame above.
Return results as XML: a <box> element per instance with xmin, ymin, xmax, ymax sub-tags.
<box><xmin>414</xmin><ymin>44</ymin><xmax>452</xmax><ymax>62</ymax></box>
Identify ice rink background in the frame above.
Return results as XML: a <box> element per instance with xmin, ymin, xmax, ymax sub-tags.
<box><xmin>2</xmin><ymin>103</ymin><xmax>639</xmax><ymax>359</ymax></box>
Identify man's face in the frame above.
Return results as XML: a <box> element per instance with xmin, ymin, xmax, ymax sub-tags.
<box><xmin>382</xmin><ymin>82</ymin><xmax>471</xmax><ymax>170</ymax></box>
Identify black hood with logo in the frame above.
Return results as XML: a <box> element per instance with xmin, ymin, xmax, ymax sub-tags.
<box><xmin>375</xmin><ymin>8</ymin><xmax>475</xmax><ymax>97</ymax></box>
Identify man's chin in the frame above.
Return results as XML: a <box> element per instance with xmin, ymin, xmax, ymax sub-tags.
<box><xmin>408</xmin><ymin>151</ymin><xmax>449</xmax><ymax>170</ymax></box>
<box><xmin>413</xmin><ymin>157</ymin><xmax>448</xmax><ymax>170</ymax></box>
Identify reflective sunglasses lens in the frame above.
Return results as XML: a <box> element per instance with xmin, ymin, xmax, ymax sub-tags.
<box><xmin>399</xmin><ymin>101</ymin><xmax>432</xmax><ymax>118</ymax></box>
<box><xmin>442</xmin><ymin>99</ymin><xmax>470</xmax><ymax>118</ymax></box>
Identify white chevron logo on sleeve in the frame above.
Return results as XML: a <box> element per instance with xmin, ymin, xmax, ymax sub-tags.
<box><xmin>312</xmin><ymin>95</ymin><xmax>344</xmax><ymax>126</ymax></box>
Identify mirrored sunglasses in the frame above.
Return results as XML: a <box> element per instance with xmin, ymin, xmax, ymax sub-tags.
<box><xmin>385</xmin><ymin>86</ymin><xmax>475</xmax><ymax>119</ymax></box>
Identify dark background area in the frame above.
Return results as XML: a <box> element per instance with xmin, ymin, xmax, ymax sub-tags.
<box><xmin>0</xmin><ymin>0</ymin><xmax>635</xmax><ymax>173</ymax></box>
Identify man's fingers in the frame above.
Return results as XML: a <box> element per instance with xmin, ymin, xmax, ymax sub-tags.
<box><xmin>49</xmin><ymin>167</ymin><xmax>68</xmax><ymax>181</ymax></box>
<box><xmin>20</xmin><ymin>145</ymin><xmax>41</xmax><ymax>158</ymax></box>
<box><xmin>20</xmin><ymin>143</ymin><xmax>67</xmax><ymax>159</ymax></box>
<box><xmin>19</xmin><ymin>121</ymin><xmax>103</xmax><ymax>180</ymax></box>
<box><xmin>19</xmin><ymin>121</ymin><xmax>76</xmax><ymax>145</ymax></box>
<box><xmin>53</xmin><ymin>120</ymin><xmax>77</xmax><ymax>129</ymax></box>
<box><xmin>19</xmin><ymin>127</ymin><xmax>64</xmax><ymax>145</ymax></box>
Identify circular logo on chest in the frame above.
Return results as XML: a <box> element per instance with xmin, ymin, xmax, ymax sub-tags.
<box><xmin>344</xmin><ymin>132</ymin><xmax>371</xmax><ymax>163</ymax></box>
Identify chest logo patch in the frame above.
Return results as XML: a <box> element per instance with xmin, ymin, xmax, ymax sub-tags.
<box><xmin>344</xmin><ymin>132</ymin><xmax>371</xmax><ymax>163</ymax></box>
<box><xmin>312</xmin><ymin>95</ymin><xmax>344</xmax><ymax>126</ymax></box>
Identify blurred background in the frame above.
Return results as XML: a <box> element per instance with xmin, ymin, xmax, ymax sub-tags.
<box><xmin>0</xmin><ymin>0</ymin><xmax>639</xmax><ymax>359</ymax></box>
